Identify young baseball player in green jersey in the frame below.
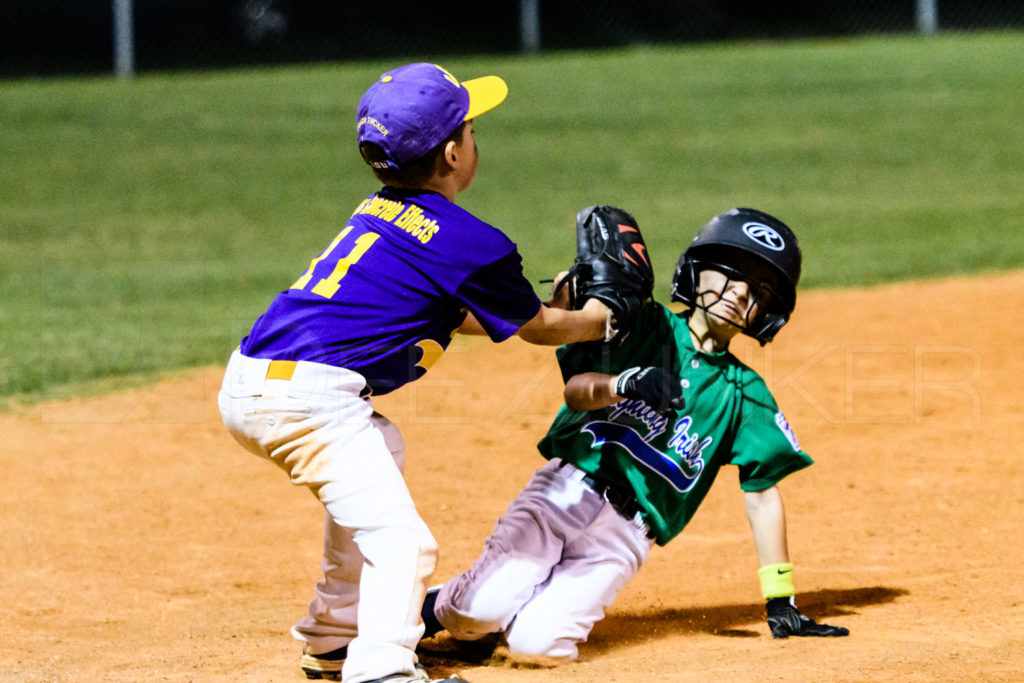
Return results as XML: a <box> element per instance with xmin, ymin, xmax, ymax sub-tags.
<box><xmin>421</xmin><ymin>207</ymin><xmax>849</xmax><ymax>663</ymax></box>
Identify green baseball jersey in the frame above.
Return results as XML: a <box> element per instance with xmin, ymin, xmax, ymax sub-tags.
<box><xmin>537</xmin><ymin>302</ymin><xmax>812</xmax><ymax>546</ymax></box>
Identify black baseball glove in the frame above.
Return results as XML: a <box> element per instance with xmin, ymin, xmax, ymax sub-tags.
<box><xmin>614</xmin><ymin>367</ymin><xmax>684</xmax><ymax>416</ymax></box>
<box><xmin>766</xmin><ymin>597</ymin><xmax>850</xmax><ymax>638</ymax></box>
<box><xmin>557</xmin><ymin>205</ymin><xmax>655</xmax><ymax>344</ymax></box>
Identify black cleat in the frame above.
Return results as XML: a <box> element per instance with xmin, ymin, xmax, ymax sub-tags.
<box><xmin>421</xmin><ymin>585</ymin><xmax>444</xmax><ymax>639</ymax></box>
<box><xmin>300</xmin><ymin>644</ymin><xmax>347</xmax><ymax>680</ymax></box>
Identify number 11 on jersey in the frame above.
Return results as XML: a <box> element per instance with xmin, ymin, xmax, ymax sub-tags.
<box><xmin>290</xmin><ymin>226</ymin><xmax>380</xmax><ymax>299</ymax></box>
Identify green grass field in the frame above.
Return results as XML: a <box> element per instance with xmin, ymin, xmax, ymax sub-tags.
<box><xmin>2</xmin><ymin>32</ymin><xmax>1023</xmax><ymax>406</ymax></box>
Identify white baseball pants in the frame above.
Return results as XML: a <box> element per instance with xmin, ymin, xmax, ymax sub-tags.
<box><xmin>434</xmin><ymin>457</ymin><xmax>654</xmax><ymax>663</ymax></box>
<box><xmin>218</xmin><ymin>350</ymin><xmax>437</xmax><ymax>683</ymax></box>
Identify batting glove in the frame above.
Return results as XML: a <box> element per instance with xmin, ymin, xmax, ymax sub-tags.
<box><xmin>614</xmin><ymin>367</ymin><xmax>684</xmax><ymax>416</ymax></box>
<box><xmin>766</xmin><ymin>597</ymin><xmax>849</xmax><ymax>638</ymax></box>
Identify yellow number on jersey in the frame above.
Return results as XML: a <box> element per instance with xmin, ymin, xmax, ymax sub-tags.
<box><xmin>413</xmin><ymin>323</ymin><xmax>460</xmax><ymax>374</ymax></box>
<box><xmin>311</xmin><ymin>232</ymin><xmax>379</xmax><ymax>298</ymax></box>
<box><xmin>414</xmin><ymin>339</ymin><xmax>445</xmax><ymax>373</ymax></box>
<box><xmin>291</xmin><ymin>227</ymin><xmax>351</xmax><ymax>291</ymax></box>
<box><xmin>290</xmin><ymin>226</ymin><xmax>380</xmax><ymax>299</ymax></box>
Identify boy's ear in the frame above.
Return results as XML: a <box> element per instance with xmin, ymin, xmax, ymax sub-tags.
<box><xmin>442</xmin><ymin>139</ymin><xmax>459</xmax><ymax>168</ymax></box>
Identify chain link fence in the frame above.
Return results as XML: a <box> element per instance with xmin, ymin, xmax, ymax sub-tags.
<box><xmin>2</xmin><ymin>0</ymin><xmax>1024</xmax><ymax>78</ymax></box>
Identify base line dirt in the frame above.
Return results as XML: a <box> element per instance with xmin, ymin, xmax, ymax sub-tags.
<box><xmin>2</xmin><ymin>272</ymin><xmax>1023</xmax><ymax>682</ymax></box>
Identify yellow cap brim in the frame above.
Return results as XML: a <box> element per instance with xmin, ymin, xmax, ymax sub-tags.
<box><xmin>463</xmin><ymin>75</ymin><xmax>508</xmax><ymax>121</ymax></box>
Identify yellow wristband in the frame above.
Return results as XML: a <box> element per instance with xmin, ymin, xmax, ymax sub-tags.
<box><xmin>758</xmin><ymin>563</ymin><xmax>795</xmax><ymax>600</ymax></box>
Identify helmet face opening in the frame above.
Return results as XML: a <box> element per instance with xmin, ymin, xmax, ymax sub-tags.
<box><xmin>683</xmin><ymin>258</ymin><xmax>785</xmax><ymax>342</ymax></box>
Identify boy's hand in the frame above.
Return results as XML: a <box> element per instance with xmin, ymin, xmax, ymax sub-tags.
<box><xmin>614</xmin><ymin>367</ymin><xmax>684</xmax><ymax>416</ymax></box>
<box><xmin>766</xmin><ymin>597</ymin><xmax>849</xmax><ymax>638</ymax></box>
<box><xmin>547</xmin><ymin>270</ymin><xmax>573</xmax><ymax>309</ymax></box>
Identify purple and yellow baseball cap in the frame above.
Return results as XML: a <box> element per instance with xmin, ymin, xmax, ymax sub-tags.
<box><xmin>356</xmin><ymin>62</ymin><xmax>508</xmax><ymax>170</ymax></box>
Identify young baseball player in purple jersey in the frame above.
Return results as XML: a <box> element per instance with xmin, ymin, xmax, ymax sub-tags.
<box><xmin>218</xmin><ymin>63</ymin><xmax>614</xmax><ymax>683</ymax></box>
<box><xmin>424</xmin><ymin>208</ymin><xmax>849</xmax><ymax>663</ymax></box>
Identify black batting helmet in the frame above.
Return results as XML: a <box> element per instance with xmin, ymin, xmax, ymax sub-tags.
<box><xmin>671</xmin><ymin>208</ymin><xmax>802</xmax><ymax>344</ymax></box>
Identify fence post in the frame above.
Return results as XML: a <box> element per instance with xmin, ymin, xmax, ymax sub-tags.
<box><xmin>520</xmin><ymin>0</ymin><xmax>540</xmax><ymax>54</ymax></box>
<box><xmin>113</xmin><ymin>0</ymin><xmax>135</xmax><ymax>78</ymax></box>
<box><xmin>916</xmin><ymin>0</ymin><xmax>938</xmax><ymax>35</ymax></box>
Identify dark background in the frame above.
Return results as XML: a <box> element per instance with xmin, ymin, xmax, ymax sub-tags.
<box><xmin>2</xmin><ymin>0</ymin><xmax>1024</xmax><ymax>77</ymax></box>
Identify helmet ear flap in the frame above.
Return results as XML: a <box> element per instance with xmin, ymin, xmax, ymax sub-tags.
<box><xmin>748</xmin><ymin>313</ymin><xmax>788</xmax><ymax>346</ymax></box>
<box><xmin>670</xmin><ymin>253</ymin><xmax>698</xmax><ymax>307</ymax></box>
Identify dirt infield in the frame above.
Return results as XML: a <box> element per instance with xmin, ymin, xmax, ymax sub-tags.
<box><xmin>3</xmin><ymin>272</ymin><xmax>1023</xmax><ymax>682</ymax></box>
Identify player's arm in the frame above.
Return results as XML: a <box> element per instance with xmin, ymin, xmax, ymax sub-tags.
<box><xmin>513</xmin><ymin>270</ymin><xmax>608</xmax><ymax>345</ymax></box>
<box><xmin>457</xmin><ymin>298</ymin><xmax>610</xmax><ymax>344</ymax></box>
<box><xmin>457</xmin><ymin>311</ymin><xmax>487</xmax><ymax>335</ymax></box>
<box><xmin>458</xmin><ymin>271</ymin><xmax>574</xmax><ymax>337</ymax></box>
<box><xmin>565</xmin><ymin>367</ymin><xmax>684</xmax><ymax>415</ymax></box>
<box><xmin>564</xmin><ymin>372</ymin><xmax>619</xmax><ymax>411</ymax></box>
<box><xmin>515</xmin><ymin>297</ymin><xmax>610</xmax><ymax>346</ymax></box>
<box><xmin>745</xmin><ymin>485</ymin><xmax>849</xmax><ymax>639</ymax></box>
<box><xmin>453</xmin><ymin>255</ymin><xmax>609</xmax><ymax>343</ymax></box>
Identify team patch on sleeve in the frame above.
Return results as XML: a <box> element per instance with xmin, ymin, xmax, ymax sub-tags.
<box><xmin>774</xmin><ymin>411</ymin><xmax>801</xmax><ymax>452</ymax></box>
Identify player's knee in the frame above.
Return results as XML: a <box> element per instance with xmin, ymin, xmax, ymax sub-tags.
<box><xmin>503</xmin><ymin>608</ymin><xmax>583</xmax><ymax>663</ymax></box>
<box><xmin>351</xmin><ymin>517</ymin><xmax>438</xmax><ymax>579</ymax></box>
<box><xmin>440</xmin><ymin>610</ymin><xmax>505</xmax><ymax>641</ymax></box>
<box><xmin>438</xmin><ymin>587</ymin><xmax>514</xmax><ymax>639</ymax></box>
<box><xmin>410</xmin><ymin>519</ymin><xmax>439</xmax><ymax>575</ymax></box>
<box><xmin>504</xmin><ymin>628</ymin><xmax>578</xmax><ymax>665</ymax></box>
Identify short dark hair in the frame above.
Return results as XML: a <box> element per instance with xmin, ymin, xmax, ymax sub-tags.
<box><xmin>359</xmin><ymin>122</ymin><xmax>467</xmax><ymax>187</ymax></box>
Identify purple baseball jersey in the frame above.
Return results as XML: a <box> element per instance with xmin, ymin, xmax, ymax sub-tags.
<box><xmin>240</xmin><ymin>187</ymin><xmax>542</xmax><ymax>395</ymax></box>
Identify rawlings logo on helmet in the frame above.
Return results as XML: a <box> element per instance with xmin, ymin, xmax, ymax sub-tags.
<box><xmin>742</xmin><ymin>222</ymin><xmax>786</xmax><ymax>251</ymax></box>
